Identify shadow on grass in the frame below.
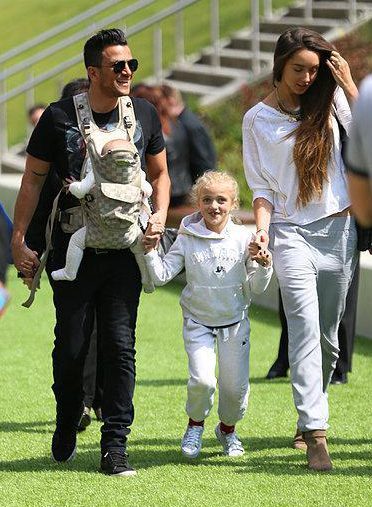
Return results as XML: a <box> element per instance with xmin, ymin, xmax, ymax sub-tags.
<box><xmin>0</xmin><ymin>435</ymin><xmax>370</xmax><ymax>476</ymax></box>
<box><xmin>137</xmin><ymin>376</ymin><xmax>290</xmax><ymax>387</ymax></box>
<box><xmin>0</xmin><ymin>441</ymin><xmax>101</xmax><ymax>474</ymax></box>
<box><xmin>0</xmin><ymin>420</ymin><xmax>55</xmax><ymax>434</ymax></box>
<box><xmin>249</xmin><ymin>376</ymin><xmax>289</xmax><ymax>384</ymax></box>
<box><xmin>137</xmin><ymin>378</ymin><xmax>186</xmax><ymax>387</ymax></box>
<box><xmin>127</xmin><ymin>435</ymin><xmax>372</xmax><ymax>477</ymax></box>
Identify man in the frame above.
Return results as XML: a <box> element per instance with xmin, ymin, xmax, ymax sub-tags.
<box><xmin>11</xmin><ymin>28</ymin><xmax>170</xmax><ymax>476</ymax></box>
<box><xmin>347</xmin><ymin>74</ymin><xmax>372</xmax><ymax>227</ymax></box>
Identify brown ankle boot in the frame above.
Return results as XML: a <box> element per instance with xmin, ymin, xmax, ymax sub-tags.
<box><xmin>303</xmin><ymin>430</ymin><xmax>332</xmax><ymax>471</ymax></box>
<box><xmin>293</xmin><ymin>428</ymin><xmax>307</xmax><ymax>450</ymax></box>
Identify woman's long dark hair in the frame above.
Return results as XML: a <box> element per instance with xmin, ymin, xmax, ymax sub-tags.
<box><xmin>273</xmin><ymin>27</ymin><xmax>337</xmax><ymax>207</ymax></box>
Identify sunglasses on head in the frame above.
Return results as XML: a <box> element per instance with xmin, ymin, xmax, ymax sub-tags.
<box><xmin>105</xmin><ymin>59</ymin><xmax>139</xmax><ymax>73</ymax></box>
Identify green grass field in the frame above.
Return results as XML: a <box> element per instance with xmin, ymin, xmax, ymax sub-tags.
<box><xmin>0</xmin><ymin>270</ymin><xmax>371</xmax><ymax>507</ymax></box>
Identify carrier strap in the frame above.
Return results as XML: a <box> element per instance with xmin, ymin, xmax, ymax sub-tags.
<box><xmin>73</xmin><ymin>93</ymin><xmax>136</xmax><ymax>141</ymax></box>
<box><xmin>22</xmin><ymin>189</ymin><xmax>63</xmax><ymax>308</ymax></box>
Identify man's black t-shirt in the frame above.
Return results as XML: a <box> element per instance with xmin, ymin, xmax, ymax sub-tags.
<box><xmin>27</xmin><ymin>96</ymin><xmax>164</xmax><ymax>180</ymax></box>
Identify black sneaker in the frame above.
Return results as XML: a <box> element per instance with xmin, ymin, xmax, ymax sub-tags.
<box><xmin>100</xmin><ymin>448</ymin><xmax>136</xmax><ymax>476</ymax></box>
<box><xmin>51</xmin><ymin>430</ymin><xmax>77</xmax><ymax>463</ymax></box>
<box><xmin>78</xmin><ymin>406</ymin><xmax>92</xmax><ymax>432</ymax></box>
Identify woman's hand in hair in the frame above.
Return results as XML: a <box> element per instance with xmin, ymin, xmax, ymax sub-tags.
<box><xmin>326</xmin><ymin>51</ymin><xmax>358</xmax><ymax>102</ymax></box>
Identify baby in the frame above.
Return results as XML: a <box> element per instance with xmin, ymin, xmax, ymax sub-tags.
<box><xmin>51</xmin><ymin>139</ymin><xmax>154</xmax><ymax>292</ymax></box>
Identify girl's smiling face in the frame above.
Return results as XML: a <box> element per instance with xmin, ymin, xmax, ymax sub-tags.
<box><xmin>197</xmin><ymin>183</ymin><xmax>237</xmax><ymax>233</ymax></box>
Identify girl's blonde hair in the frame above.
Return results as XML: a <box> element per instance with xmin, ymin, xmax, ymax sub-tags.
<box><xmin>190</xmin><ymin>171</ymin><xmax>240</xmax><ymax>210</ymax></box>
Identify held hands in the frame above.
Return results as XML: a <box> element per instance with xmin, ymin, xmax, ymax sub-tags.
<box><xmin>143</xmin><ymin>214</ymin><xmax>165</xmax><ymax>253</ymax></box>
<box><xmin>249</xmin><ymin>241</ymin><xmax>272</xmax><ymax>267</ymax></box>
<box><xmin>12</xmin><ymin>242</ymin><xmax>39</xmax><ymax>278</ymax></box>
<box><xmin>249</xmin><ymin>229</ymin><xmax>271</xmax><ymax>267</ymax></box>
<box><xmin>12</xmin><ymin>241</ymin><xmax>40</xmax><ymax>291</ymax></box>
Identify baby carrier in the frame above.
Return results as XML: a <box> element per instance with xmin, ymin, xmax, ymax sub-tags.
<box><xmin>74</xmin><ymin>92</ymin><xmax>147</xmax><ymax>249</ymax></box>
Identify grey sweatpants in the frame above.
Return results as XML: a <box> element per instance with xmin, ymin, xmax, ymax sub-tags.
<box><xmin>270</xmin><ymin>216</ymin><xmax>357</xmax><ymax>431</ymax></box>
<box><xmin>183</xmin><ymin>317</ymin><xmax>250</xmax><ymax>426</ymax></box>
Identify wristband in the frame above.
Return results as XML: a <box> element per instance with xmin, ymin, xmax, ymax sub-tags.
<box><xmin>256</xmin><ymin>228</ymin><xmax>268</xmax><ymax>235</ymax></box>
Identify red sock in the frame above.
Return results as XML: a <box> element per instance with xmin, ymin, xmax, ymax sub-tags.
<box><xmin>189</xmin><ymin>418</ymin><xmax>204</xmax><ymax>427</ymax></box>
<box><xmin>220</xmin><ymin>422</ymin><xmax>235</xmax><ymax>434</ymax></box>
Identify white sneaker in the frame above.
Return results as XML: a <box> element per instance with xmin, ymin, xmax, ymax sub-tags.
<box><xmin>181</xmin><ymin>425</ymin><xmax>204</xmax><ymax>458</ymax></box>
<box><xmin>215</xmin><ymin>424</ymin><xmax>245</xmax><ymax>457</ymax></box>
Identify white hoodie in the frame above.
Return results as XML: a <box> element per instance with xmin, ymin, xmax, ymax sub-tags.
<box><xmin>144</xmin><ymin>212</ymin><xmax>273</xmax><ymax>327</ymax></box>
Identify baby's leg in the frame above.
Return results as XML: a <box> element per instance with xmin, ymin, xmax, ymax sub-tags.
<box><xmin>130</xmin><ymin>231</ymin><xmax>155</xmax><ymax>293</ymax></box>
<box><xmin>51</xmin><ymin>227</ymin><xmax>86</xmax><ymax>281</ymax></box>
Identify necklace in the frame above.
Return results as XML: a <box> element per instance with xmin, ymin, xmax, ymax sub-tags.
<box><xmin>275</xmin><ymin>88</ymin><xmax>302</xmax><ymax>122</ymax></box>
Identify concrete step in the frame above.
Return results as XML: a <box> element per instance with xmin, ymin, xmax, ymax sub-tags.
<box><xmin>160</xmin><ymin>78</ymin><xmax>219</xmax><ymax>97</ymax></box>
<box><xmin>227</xmin><ymin>32</ymin><xmax>278</xmax><ymax>52</ymax></box>
<box><xmin>168</xmin><ymin>63</ymin><xmax>244</xmax><ymax>87</ymax></box>
<box><xmin>197</xmin><ymin>48</ymin><xmax>272</xmax><ymax>72</ymax></box>
<box><xmin>288</xmin><ymin>2</ymin><xmax>365</xmax><ymax>19</ymax></box>
<box><xmin>258</xmin><ymin>16</ymin><xmax>348</xmax><ymax>34</ymax></box>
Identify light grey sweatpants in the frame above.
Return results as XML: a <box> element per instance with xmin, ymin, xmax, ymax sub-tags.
<box><xmin>183</xmin><ymin>317</ymin><xmax>250</xmax><ymax>426</ymax></box>
<box><xmin>270</xmin><ymin>216</ymin><xmax>357</xmax><ymax>432</ymax></box>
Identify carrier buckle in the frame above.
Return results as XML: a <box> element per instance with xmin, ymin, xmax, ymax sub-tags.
<box><xmin>124</xmin><ymin>115</ymin><xmax>133</xmax><ymax>129</ymax></box>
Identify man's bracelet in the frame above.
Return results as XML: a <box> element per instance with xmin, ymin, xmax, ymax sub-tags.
<box><xmin>256</xmin><ymin>228</ymin><xmax>268</xmax><ymax>235</ymax></box>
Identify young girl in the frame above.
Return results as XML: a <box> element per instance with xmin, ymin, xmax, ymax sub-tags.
<box><xmin>143</xmin><ymin>171</ymin><xmax>272</xmax><ymax>458</ymax></box>
<box><xmin>243</xmin><ymin>27</ymin><xmax>358</xmax><ymax>471</ymax></box>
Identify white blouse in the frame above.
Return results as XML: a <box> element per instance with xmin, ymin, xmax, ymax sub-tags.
<box><xmin>242</xmin><ymin>87</ymin><xmax>351</xmax><ymax>226</ymax></box>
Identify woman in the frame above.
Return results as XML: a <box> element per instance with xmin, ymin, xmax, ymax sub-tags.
<box><xmin>242</xmin><ymin>27</ymin><xmax>358</xmax><ymax>471</ymax></box>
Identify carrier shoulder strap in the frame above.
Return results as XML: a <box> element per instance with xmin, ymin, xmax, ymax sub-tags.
<box><xmin>118</xmin><ymin>96</ymin><xmax>136</xmax><ymax>142</ymax></box>
<box><xmin>73</xmin><ymin>93</ymin><xmax>136</xmax><ymax>142</ymax></box>
<box><xmin>73</xmin><ymin>92</ymin><xmax>98</xmax><ymax>139</ymax></box>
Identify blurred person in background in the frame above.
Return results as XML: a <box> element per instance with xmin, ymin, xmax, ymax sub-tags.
<box><xmin>131</xmin><ymin>83</ymin><xmax>216</xmax><ymax>226</ymax></box>
<box><xmin>347</xmin><ymin>74</ymin><xmax>372</xmax><ymax>227</ymax></box>
<box><xmin>0</xmin><ymin>202</ymin><xmax>12</xmax><ymax>317</ymax></box>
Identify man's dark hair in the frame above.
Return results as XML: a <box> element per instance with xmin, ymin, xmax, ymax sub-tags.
<box><xmin>60</xmin><ymin>78</ymin><xmax>89</xmax><ymax>99</ymax></box>
<box><xmin>84</xmin><ymin>28</ymin><xmax>127</xmax><ymax>68</ymax></box>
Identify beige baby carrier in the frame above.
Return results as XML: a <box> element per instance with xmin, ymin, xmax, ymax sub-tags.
<box><xmin>74</xmin><ymin>92</ymin><xmax>147</xmax><ymax>249</ymax></box>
